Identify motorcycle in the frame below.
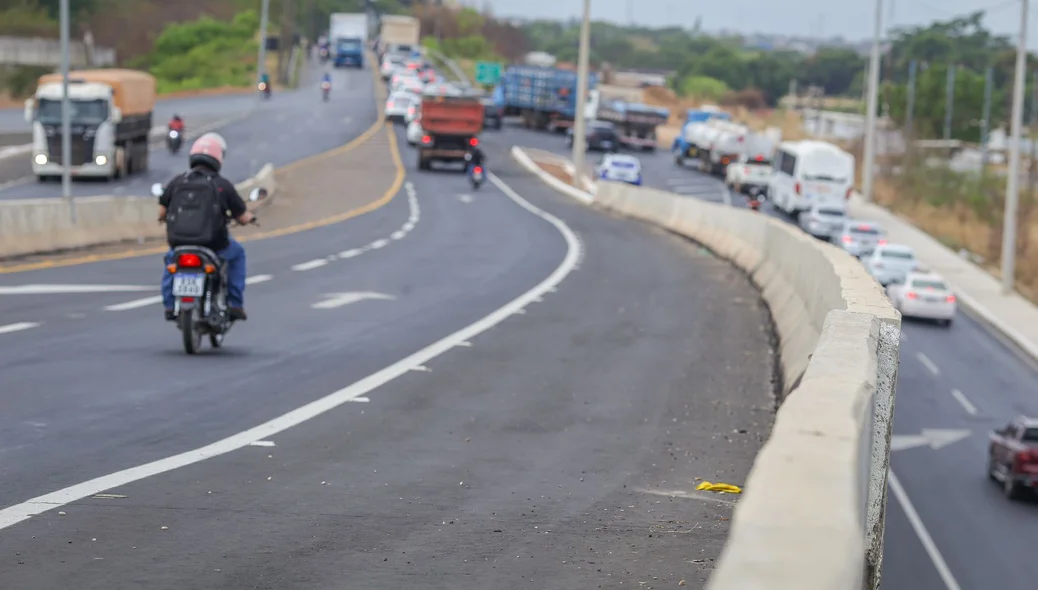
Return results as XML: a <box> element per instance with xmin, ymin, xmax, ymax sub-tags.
<box><xmin>150</xmin><ymin>184</ymin><xmax>265</xmax><ymax>354</ymax></box>
<box><xmin>319</xmin><ymin>47</ymin><xmax>329</xmax><ymax>63</ymax></box>
<box><xmin>258</xmin><ymin>81</ymin><xmax>271</xmax><ymax>99</ymax></box>
<box><xmin>167</xmin><ymin>129</ymin><xmax>182</xmax><ymax>154</ymax></box>
<box><xmin>464</xmin><ymin>153</ymin><xmax>484</xmax><ymax>189</ymax></box>
<box><xmin>321</xmin><ymin>81</ymin><xmax>331</xmax><ymax>102</ymax></box>
<box><xmin>749</xmin><ymin>198</ymin><xmax>761</xmax><ymax>212</ymax></box>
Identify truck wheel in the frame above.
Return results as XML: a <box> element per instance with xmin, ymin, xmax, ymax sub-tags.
<box><xmin>138</xmin><ymin>141</ymin><xmax>149</xmax><ymax>171</ymax></box>
<box><xmin>1004</xmin><ymin>474</ymin><xmax>1025</xmax><ymax>500</ymax></box>
<box><xmin>417</xmin><ymin>153</ymin><xmax>429</xmax><ymax>170</ymax></box>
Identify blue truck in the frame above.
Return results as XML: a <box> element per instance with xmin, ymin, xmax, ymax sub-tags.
<box><xmin>498</xmin><ymin>66</ymin><xmax>598</xmax><ymax>131</ymax></box>
<box><xmin>330</xmin><ymin>13</ymin><xmax>366</xmax><ymax>68</ymax></box>
<box><xmin>671</xmin><ymin>106</ymin><xmax>731</xmax><ymax>164</ymax></box>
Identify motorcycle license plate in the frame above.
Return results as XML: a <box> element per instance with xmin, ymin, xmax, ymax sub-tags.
<box><xmin>473</xmin><ymin>172</ymin><xmax>484</xmax><ymax>181</ymax></box>
<box><xmin>172</xmin><ymin>274</ymin><xmax>205</xmax><ymax>297</ymax></box>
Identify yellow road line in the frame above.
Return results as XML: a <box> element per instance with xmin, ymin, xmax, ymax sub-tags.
<box><xmin>0</xmin><ymin>62</ymin><xmax>399</xmax><ymax>275</ymax></box>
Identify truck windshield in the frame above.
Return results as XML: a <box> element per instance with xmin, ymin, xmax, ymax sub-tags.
<box><xmin>337</xmin><ymin>39</ymin><xmax>361</xmax><ymax>50</ymax></box>
<box><xmin>1023</xmin><ymin>428</ymin><xmax>1038</xmax><ymax>442</ymax></box>
<box><xmin>37</xmin><ymin>98</ymin><xmax>108</xmax><ymax>125</ymax></box>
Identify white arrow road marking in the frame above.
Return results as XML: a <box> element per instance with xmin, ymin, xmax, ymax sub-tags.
<box><xmin>0</xmin><ymin>322</ymin><xmax>39</xmax><ymax>335</ymax></box>
<box><xmin>248</xmin><ymin>441</ymin><xmax>276</xmax><ymax>447</ymax></box>
<box><xmin>0</xmin><ymin>284</ymin><xmax>155</xmax><ymax>295</ymax></box>
<box><xmin>458</xmin><ymin>194</ymin><xmax>473</xmax><ymax>203</ymax></box>
<box><xmin>311</xmin><ymin>292</ymin><xmax>395</xmax><ymax>309</ymax></box>
<box><xmin>890</xmin><ymin>429</ymin><xmax>971</xmax><ymax>451</ymax></box>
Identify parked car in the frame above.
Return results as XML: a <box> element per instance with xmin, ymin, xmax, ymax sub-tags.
<box><xmin>385</xmin><ymin>91</ymin><xmax>417</xmax><ymax>123</ymax></box>
<box><xmin>834</xmin><ymin>221</ymin><xmax>885</xmax><ymax>258</ymax></box>
<box><xmin>798</xmin><ymin>203</ymin><xmax>847</xmax><ymax>240</ymax></box>
<box><xmin>566</xmin><ymin>120</ymin><xmax>619</xmax><ymax>151</ymax></box>
<box><xmin>481</xmin><ymin>97</ymin><xmax>503</xmax><ymax>130</ymax></box>
<box><xmin>596</xmin><ymin>153</ymin><xmax>642</xmax><ymax>185</ymax></box>
<box><xmin>886</xmin><ymin>271</ymin><xmax>956</xmax><ymax>325</ymax></box>
<box><xmin>988</xmin><ymin>416</ymin><xmax>1038</xmax><ymax>500</ymax></box>
<box><xmin>864</xmin><ymin>244</ymin><xmax>919</xmax><ymax>286</ymax></box>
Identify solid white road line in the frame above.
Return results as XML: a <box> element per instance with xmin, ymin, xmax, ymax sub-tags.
<box><xmin>917</xmin><ymin>352</ymin><xmax>940</xmax><ymax>376</ymax></box>
<box><xmin>887</xmin><ymin>471</ymin><xmax>963</xmax><ymax>590</ymax></box>
<box><xmin>104</xmin><ymin>296</ymin><xmax>163</xmax><ymax>311</ymax></box>
<box><xmin>0</xmin><ymin>322</ymin><xmax>39</xmax><ymax>335</ymax></box>
<box><xmin>0</xmin><ymin>170</ymin><xmax>582</xmax><ymax>531</ymax></box>
<box><xmin>0</xmin><ymin>284</ymin><xmax>154</xmax><ymax>295</ymax></box>
<box><xmin>950</xmin><ymin>389</ymin><xmax>978</xmax><ymax>415</ymax></box>
<box><xmin>292</xmin><ymin>259</ymin><xmax>328</xmax><ymax>271</ymax></box>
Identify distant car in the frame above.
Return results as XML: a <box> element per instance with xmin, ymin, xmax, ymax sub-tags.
<box><xmin>389</xmin><ymin>70</ymin><xmax>419</xmax><ymax>89</ymax></box>
<box><xmin>380</xmin><ymin>55</ymin><xmax>405</xmax><ymax>80</ymax></box>
<box><xmin>481</xmin><ymin>97</ymin><xmax>503</xmax><ymax>130</ymax></box>
<box><xmin>988</xmin><ymin>416</ymin><xmax>1038</xmax><ymax>500</ymax></box>
<box><xmin>885</xmin><ymin>271</ymin><xmax>956</xmax><ymax>325</ymax></box>
<box><xmin>419</xmin><ymin>68</ymin><xmax>437</xmax><ymax>84</ymax></box>
<box><xmin>834</xmin><ymin>221</ymin><xmax>885</xmax><ymax>258</ymax></box>
<box><xmin>566</xmin><ymin>120</ymin><xmax>619</xmax><ymax>151</ymax></box>
<box><xmin>405</xmin><ymin>103</ymin><xmax>423</xmax><ymax>146</ymax></box>
<box><xmin>864</xmin><ymin>244</ymin><xmax>919</xmax><ymax>286</ymax></box>
<box><xmin>392</xmin><ymin>76</ymin><xmax>424</xmax><ymax>96</ymax></box>
<box><xmin>725</xmin><ymin>157</ymin><xmax>772</xmax><ymax>197</ymax></box>
<box><xmin>798</xmin><ymin>203</ymin><xmax>847</xmax><ymax>240</ymax></box>
<box><xmin>596</xmin><ymin>153</ymin><xmax>642</xmax><ymax>185</ymax></box>
<box><xmin>385</xmin><ymin>92</ymin><xmax>416</xmax><ymax>123</ymax></box>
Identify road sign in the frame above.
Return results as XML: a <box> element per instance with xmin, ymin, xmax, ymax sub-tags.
<box><xmin>475</xmin><ymin>61</ymin><xmax>502</xmax><ymax>86</ymax></box>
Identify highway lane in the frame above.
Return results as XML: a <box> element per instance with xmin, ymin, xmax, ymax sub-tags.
<box><xmin>0</xmin><ymin>122</ymin><xmax>774</xmax><ymax>588</ymax></box>
<box><xmin>496</xmin><ymin>123</ymin><xmax>1038</xmax><ymax>589</ymax></box>
<box><xmin>0</xmin><ymin>62</ymin><xmax>372</xmax><ymax>199</ymax></box>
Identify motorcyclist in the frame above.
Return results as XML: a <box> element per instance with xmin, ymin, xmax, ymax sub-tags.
<box><xmin>259</xmin><ymin>72</ymin><xmax>271</xmax><ymax>92</ymax></box>
<box><xmin>465</xmin><ymin>141</ymin><xmax>486</xmax><ymax>171</ymax></box>
<box><xmin>167</xmin><ymin>114</ymin><xmax>184</xmax><ymax>132</ymax></box>
<box><xmin>158</xmin><ymin>133</ymin><xmax>253</xmax><ymax>322</ymax></box>
<box><xmin>321</xmin><ymin>72</ymin><xmax>332</xmax><ymax>88</ymax></box>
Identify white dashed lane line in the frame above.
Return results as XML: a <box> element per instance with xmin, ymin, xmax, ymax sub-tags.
<box><xmin>0</xmin><ymin>322</ymin><xmax>39</xmax><ymax>335</ymax></box>
<box><xmin>950</xmin><ymin>389</ymin><xmax>978</xmax><ymax>415</ymax></box>
<box><xmin>104</xmin><ymin>274</ymin><xmax>275</xmax><ymax>311</ymax></box>
<box><xmin>291</xmin><ymin>259</ymin><xmax>329</xmax><ymax>271</ymax></box>
<box><xmin>916</xmin><ymin>352</ymin><xmax>940</xmax><ymax>376</ymax></box>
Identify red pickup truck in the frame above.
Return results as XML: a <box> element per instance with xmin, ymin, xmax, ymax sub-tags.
<box><xmin>987</xmin><ymin>416</ymin><xmax>1038</xmax><ymax>500</ymax></box>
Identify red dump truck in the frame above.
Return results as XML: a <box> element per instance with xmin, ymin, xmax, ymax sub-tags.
<box><xmin>416</xmin><ymin>91</ymin><xmax>484</xmax><ymax>171</ymax></box>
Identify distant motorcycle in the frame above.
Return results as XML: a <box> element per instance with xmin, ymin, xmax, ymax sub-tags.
<box><xmin>167</xmin><ymin>129</ymin><xmax>182</xmax><ymax>154</ymax></box>
<box><xmin>258</xmin><ymin>81</ymin><xmax>271</xmax><ymax>99</ymax></box>
<box><xmin>321</xmin><ymin>81</ymin><xmax>331</xmax><ymax>102</ymax></box>
<box><xmin>151</xmin><ymin>183</ymin><xmax>265</xmax><ymax>354</ymax></box>
<box><xmin>465</xmin><ymin>153</ymin><xmax>485</xmax><ymax>190</ymax></box>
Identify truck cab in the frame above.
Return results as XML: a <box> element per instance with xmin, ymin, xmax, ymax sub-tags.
<box><xmin>333</xmin><ymin>37</ymin><xmax>364</xmax><ymax>68</ymax></box>
<box><xmin>25</xmin><ymin>69</ymin><xmax>155</xmax><ymax>182</ymax></box>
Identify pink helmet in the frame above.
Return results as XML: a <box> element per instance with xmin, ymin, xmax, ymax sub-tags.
<box><xmin>188</xmin><ymin>133</ymin><xmax>226</xmax><ymax>172</ymax></box>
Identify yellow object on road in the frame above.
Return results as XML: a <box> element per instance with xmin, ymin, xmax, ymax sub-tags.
<box><xmin>696</xmin><ymin>481</ymin><xmax>742</xmax><ymax>494</ymax></box>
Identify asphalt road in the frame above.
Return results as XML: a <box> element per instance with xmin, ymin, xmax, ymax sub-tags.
<box><xmin>0</xmin><ymin>62</ymin><xmax>372</xmax><ymax>199</ymax></box>
<box><xmin>0</xmin><ymin>115</ymin><xmax>775</xmax><ymax>587</ymax></box>
<box><xmin>499</xmin><ymin>124</ymin><xmax>1038</xmax><ymax>590</ymax></box>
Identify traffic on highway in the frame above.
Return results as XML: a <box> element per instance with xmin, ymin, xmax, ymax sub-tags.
<box><xmin>1</xmin><ymin>5</ymin><xmax>1036</xmax><ymax>590</ymax></box>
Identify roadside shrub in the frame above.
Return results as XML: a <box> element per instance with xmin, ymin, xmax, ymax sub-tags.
<box><xmin>679</xmin><ymin>75</ymin><xmax>728</xmax><ymax>101</ymax></box>
<box><xmin>147</xmin><ymin>10</ymin><xmax>259</xmax><ymax>93</ymax></box>
<box><xmin>0</xmin><ymin>1</ymin><xmax>58</xmax><ymax>37</ymax></box>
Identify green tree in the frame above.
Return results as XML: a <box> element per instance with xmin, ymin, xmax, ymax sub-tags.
<box><xmin>884</xmin><ymin>64</ymin><xmax>993</xmax><ymax>142</ymax></box>
<box><xmin>800</xmin><ymin>48</ymin><xmax>865</xmax><ymax>96</ymax></box>
<box><xmin>34</xmin><ymin>0</ymin><xmax>98</xmax><ymax>19</ymax></box>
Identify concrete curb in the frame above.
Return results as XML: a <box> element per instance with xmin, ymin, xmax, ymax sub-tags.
<box><xmin>511</xmin><ymin>145</ymin><xmax>901</xmax><ymax>589</ymax></box>
<box><xmin>0</xmin><ymin>162</ymin><xmax>277</xmax><ymax>260</ymax></box>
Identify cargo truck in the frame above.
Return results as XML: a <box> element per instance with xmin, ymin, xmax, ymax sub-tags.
<box><xmin>595</xmin><ymin>98</ymin><xmax>668</xmax><ymax>151</ymax></box>
<box><xmin>330</xmin><ymin>13</ymin><xmax>367</xmax><ymax>68</ymax></box>
<box><xmin>25</xmin><ymin>69</ymin><xmax>156</xmax><ymax>181</ymax></box>
<box><xmin>415</xmin><ymin>91</ymin><xmax>484</xmax><ymax>171</ymax></box>
<box><xmin>672</xmin><ymin>106</ymin><xmax>731</xmax><ymax>167</ymax></box>
<box><xmin>499</xmin><ymin>65</ymin><xmax>598</xmax><ymax>131</ymax></box>
<box><xmin>379</xmin><ymin>15</ymin><xmax>420</xmax><ymax>58</ymax></box>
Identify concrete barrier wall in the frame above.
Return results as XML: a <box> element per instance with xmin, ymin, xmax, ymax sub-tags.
<box><xmin>0</xmin><ymin>36</ymin><xmax>116</xmax><ymax>67</ymax></box>
<box><xmin>510</xmin><ymin>146</ymin><xmax>901</xmax><ymax>589</ymax></box>
<box><xmin>0</xmin><ymin>164</ymin><xmax>277</xmax><ymax>259</ymax></box>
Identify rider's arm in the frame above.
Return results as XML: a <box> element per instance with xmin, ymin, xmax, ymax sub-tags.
<box><xmin>157</xmin><ymin>178</ymin><xmax>176</xmax><ymax>221</ymax></box>
<box><xmin>221</xmin><ymin>179</ymin><xmax>253</xmax><ymax>224</ymax></box>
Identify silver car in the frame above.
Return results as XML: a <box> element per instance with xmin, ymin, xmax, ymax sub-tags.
<box><xmin>799</xmin><ymin>203</ymin><xmax>847</xmax><ymax>240</ymax></box>
<box><xmin>865</xmin><ymin>244</ymin><xmax>919</xmax><ymax>286</ymax></box>
<box><xmin>833</xmin><ymin>221</ymin><xmax>884</xmax><ymax>258</ymax></box>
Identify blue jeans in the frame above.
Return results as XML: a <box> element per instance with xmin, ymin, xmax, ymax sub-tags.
<box><xmin>162</xmin><ymin>239</ymin><xmax>246</xmax><ymax>310</ymax></box>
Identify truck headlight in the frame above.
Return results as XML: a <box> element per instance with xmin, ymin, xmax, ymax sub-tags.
<box><xmin>34</xmin><ymin>154</ymin><xmax>47</xmax><ymax>165</ymax></box>
<box><xmin>95</xmin><ymin>155</ymin><xmax>107</xmax><ymax>165</ymax></box>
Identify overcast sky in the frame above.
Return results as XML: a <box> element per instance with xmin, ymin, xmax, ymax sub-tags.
<box><xmin>482</xmin><ymin>0</ymin><xmax>1036</xmax><ymax>46</ymax></box>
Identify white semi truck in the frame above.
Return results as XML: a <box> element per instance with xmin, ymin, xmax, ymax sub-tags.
<box><xmin>25</xmin><ymin>69</ymin><xmax>156</xmax><ymax>182</ymax></box>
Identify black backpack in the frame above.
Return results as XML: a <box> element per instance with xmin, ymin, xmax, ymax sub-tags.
<box><xmin>165</xmin><ymin>168</ymin><xmax>225</xmax><ymax>247</ymax></box>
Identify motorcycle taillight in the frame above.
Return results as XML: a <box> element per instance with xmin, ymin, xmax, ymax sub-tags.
<box><xmin>473</xmin><ymin>166</ymin><xmax>483</xmax><ymax>174</ymax></box>
<box><xmin>177</xmin><ymin>253</ymin><xmax>202</xmax><ymax>268</ymax></box>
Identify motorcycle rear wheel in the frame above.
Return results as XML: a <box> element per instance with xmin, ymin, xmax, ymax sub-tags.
<box><xmin>180</xmin><ymin>310</ymin><xmax>202</xmax><ymax>354</ymax></box>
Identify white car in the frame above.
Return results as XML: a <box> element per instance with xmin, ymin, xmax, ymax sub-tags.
<box><xmin>725</xmin><ymin>157</ymin><xmax>772</xmax><ymax>196</ymax></box>
<box><xmin>385</xmin><ymin>92</ymin><xmax>417</xmax><ymax>123</ymax></box>
<box><xmin>886</xmin><ymin>271</ymin><xmax>956</xmax><ymax>325</ymax></box>
<box><xmin>596</xmin><ymin>153</ymin><xmax>642</xmax><ymax>185</ymax></box>
<box><xmin>392</xmin><ymin>76</ymin><xmax>424</xmax><ymax>96</ymax></box>
<box><xmin>389</xmin><ymin>70</ymin><xmax>419</xmax><ymax>90</ymax></box>
<box><xmin>405</xmin><ymin>103</ymin><xmax>423</xmax><ymax>146</ymax></box>
<box><xmin>380</xmin><ymin>55</ymin><xmax>405</xmax><ymax>80</ymax></box>
<box><xmin>865</xmin><ymin>244</ymin><xmax>919</xmax><ymax>286</ymax></box>
<box><xmin>798</xmin><ymin>202</ymin><xmax>847</xmax><ymax>240</ymax></box>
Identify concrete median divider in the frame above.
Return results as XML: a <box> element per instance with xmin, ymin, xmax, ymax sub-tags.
<box><xmin>510</xmin><ymin>146</ymin><xmax>901</xmax><ymax>589</ymax></box>
<box><xmin>0</xmin><ymin>163</ymin><xmax>277</xmax><ymax>260</ymax></box>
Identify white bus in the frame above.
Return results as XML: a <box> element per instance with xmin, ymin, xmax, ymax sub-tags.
<box><xmin>768</xmin><ymin>140</ymin><xmax>855</xmax><ymax>216</ymax></box>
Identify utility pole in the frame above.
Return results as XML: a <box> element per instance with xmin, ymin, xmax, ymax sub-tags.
<box><xmin>1002</xmin><ymin>0</ymin><xmax>1028</xmax><ymax>295</ymax></box>
<box><xmin>944</xmin><ymin>64</ymin><xmax>956</xmax><ymax>140</ymax></box>
<box><xmin>278</xmin><ymin>0</ymin><xmax>296</xmax><ymax>84</ymax></box>
<box><xmin>981</xmin><ymin>65</ymin><xmax>993</xmax><ymax>168</ymax></box>
<box><xmin>571</xmin><ymin>0</ymin><xmax>592</xmax><ymax>189</ymax></box>
<box><xmin>861</xmin><ymin>0</ymin><xmax>883</xmax><ymax>202</ymax></box>
<box><xmin>59</xmin><ymin>0</ymin><xmax>74</xmax><ymax>222</ymax></box>
<box><xmin>257</xmin><ymin>0</ymin><xmax>270</xmax><ymax>88</ymax></box>
<box><xmin>905</xmin><ymin>60</ymin><xmax>916</xmax><ymax>136</ymax></box>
